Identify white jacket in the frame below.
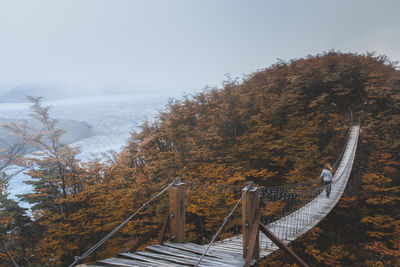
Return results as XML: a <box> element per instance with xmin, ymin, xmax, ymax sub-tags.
<box><xmin>320</xmin><ymin>168</ymin><xmax>332</xmax><ymax>182</ymax></box>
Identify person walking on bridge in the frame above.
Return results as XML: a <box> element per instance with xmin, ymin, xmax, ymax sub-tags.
<box><xmin>320</xmin><ymin>163</ymin><xmax>333</xmax><ymax>197</ymax></box>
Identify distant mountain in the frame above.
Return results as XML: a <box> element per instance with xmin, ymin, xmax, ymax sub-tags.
<box><xmin>0</xmin><ymin>84</ymin><xmax>72</xmax><ymax>103</ymax></box>
<box><xmin>0</xmin><ymin>83</ymin><xmax>167</xmax><ymax>103</ymax></box>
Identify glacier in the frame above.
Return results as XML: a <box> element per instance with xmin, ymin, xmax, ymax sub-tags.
<box><xmin>0</xmin><ymin>94</ymin><xmax>177</xmax><ymax>208</ymax></box>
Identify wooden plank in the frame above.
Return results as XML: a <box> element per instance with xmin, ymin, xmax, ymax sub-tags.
<box><xmin>132</xmin><ymin>251</ymin><xmax>226</xmax><ymax>267</ymax></box>
<box><xmin>97</xmin><ymin>257</ymin><xmax>158</xmax><ymax>267</ymax></box>
<box><xmin>165</xmin><ymin>242</ymin><xmax>241</xmax><ymax>260</ymax></box>
<box><xmin>209</xmin><ymin>247</ymin><xmax>241</xmax><ymax>255</ymax></box>
<box><xmin>169</xmin><ymin>241</ymin><xmax>234</xmax><ymax>253</ymax></box>
<box><xmin>215</xmin><ymin>238</ymin><xmax>243</xmax><ymax>245</ymax></box>
<box><xmin>213</xmin><ymin>239</ymin><xmax>243</xmax><ymax>246</ymax></box>
<box><xmin>166</xmin><ymin>242</ymin><xmax>208</xmax><ymax>251</ymax></box>
<box><xmin>213</xmin><ymin>240</ymin><xmax>243</xmax><ymax>248</ymax></box>
<box><xmin>124</xmin><ymin>251</ymin><xmax>194</xmax><ymax>266</ymax></box>
<box><xmin>212</xmin><ymin>243</ymin><xmax>245</xmax><ymax>252</ymax></box>
<box><xmin>116</xmin><ymin>252</ymin><xmax>181</xmax><ymax>267</ymax></box>
<box><xmin>209</xmin><ymin>246</ymin><xmax>242</xmax><ymax>254</ymax></box>
<box><xmin>211</xmin><ymin>243</ymin><xmax>243</xmax><ymax>251</ymax></box>
<box><xmin>146</xmin><ymin>244</ymin><xmax>238</xmax><ymax>266</ymax></box>
<box><xmin>217</xmin><ymin>240</ymin><xmax>243</xmax><ymax>247</ymax></box>
<box><xmin>210</xmin><ymin>243</ymin><xmax>242</xmax><ymax>250</ymax></box>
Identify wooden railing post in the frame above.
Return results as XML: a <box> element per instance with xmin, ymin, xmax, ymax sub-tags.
<box><xmin>242</xmin><ymin>182</ymin><xmax>260</xmax><ymax>260</ymax></box>
<box><xmin>169</xmin><ymin>177</ymin><xmax>185</xmax><ymax>243</ymax></box>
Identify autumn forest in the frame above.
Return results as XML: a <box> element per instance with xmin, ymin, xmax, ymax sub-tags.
<box><xmin>1</xmin><ymin>52</ymin><xmax>399</xmax><ymax>266</ymax></box>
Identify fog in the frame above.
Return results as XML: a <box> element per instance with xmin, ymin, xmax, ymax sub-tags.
<box><xmin>0</xmin><ymin>0</ymin><xmax>399</xmax><ymax>97</ymax></box>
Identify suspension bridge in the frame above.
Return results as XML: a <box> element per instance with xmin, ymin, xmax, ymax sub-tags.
<box><xmin>71</xmin><ymin>115</ymin><xmax>360</xmax><ymax>267</ymax></box>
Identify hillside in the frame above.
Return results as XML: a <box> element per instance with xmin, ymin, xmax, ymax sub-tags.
<box><xmin>119</xmin><ymin>51</ymin><xmax>399</xmax><ymax>265</ymax></box>
<box><xmin>2</xmin><ymin>52</ymin><xmax>398</xmax><ymax>266</ymax></box>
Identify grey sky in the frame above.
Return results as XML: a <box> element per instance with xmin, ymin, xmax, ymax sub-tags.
<box><xmin>0</xmin><ymin>0</ymin><xmax>399</xmax><ymax>96</ymax></box>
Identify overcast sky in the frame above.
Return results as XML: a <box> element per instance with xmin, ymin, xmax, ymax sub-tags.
<box><xmin>0</xmin><ymin>0</ymin><xmax>399</xmax><ymax>96</ymax></box>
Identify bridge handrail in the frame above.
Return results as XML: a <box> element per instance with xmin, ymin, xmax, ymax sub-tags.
<box><xmin>332</xmin><ymin>122</ymin><xmax>359</xmax><ymax>187</ymax></box>
<box><xmin>68</xmin><ymin>177</ymin><xmax>181</xmax><ymax>267</ymax></box>
<box><xmin>332</xmin><ymin>107</ymin><xmax>353</xmax><ymax>170</ymax></box>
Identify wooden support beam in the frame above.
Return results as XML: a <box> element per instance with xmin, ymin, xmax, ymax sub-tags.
<box><xmin>244</xmin><ymin>209</ymin><xmax>261</xmax><ymax>267</ymax></box>
<box><xmin>259</xmin><ymin>222</ymin><xmax>309</xmax><ymax>267</ymax></box>
<box><xmin>242</xmin><ymin>184</ymin><xmax>259</xmax><ymax>259</ymax></box>
<box><xmin>159</xmin><ymin>211</ymin><xmax>170</xmax><ymax>245</ymax></box>
<box><xmin>169</xmin><ymin>180</ymin><xmax>185</xmax><ymax>243</ymax></box>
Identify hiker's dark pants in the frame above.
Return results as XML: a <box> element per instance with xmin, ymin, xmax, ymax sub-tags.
<box><xmin>324</xmin><ymin>181</ymin><xmax>332</xmax><ymax>197</ymax></box>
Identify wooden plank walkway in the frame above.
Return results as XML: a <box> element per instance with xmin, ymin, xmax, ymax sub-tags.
<box><xmin>91</xmin><ymin>125</ymin><xmax>360</xmax><ymax>267</ymax></box>
<box><xmin>93</xmin><ymin>242</ymin><xmax>247</xmax><ymax>266</ymax></box>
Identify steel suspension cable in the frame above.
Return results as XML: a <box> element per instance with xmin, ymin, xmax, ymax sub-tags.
<box><xmin>68</xmin><ymin>178</ymin><xmax>180</xmax><ymax>267</ymax></box>
<box><xmin>194</xmin><ymin>181</ymin><xmax>254</xmax><ymax>267</ymax></box>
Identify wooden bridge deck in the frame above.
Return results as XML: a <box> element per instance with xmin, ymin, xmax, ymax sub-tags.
<box><xmin>90</xmin><ymin>125</ymin><xmax>360</xmax><ymax>266</ymax></box>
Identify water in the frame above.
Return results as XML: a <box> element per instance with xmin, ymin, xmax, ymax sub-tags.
<box><xmin>0</xmin><ymin>94</ymin><xmax>176</xmax><ymax>206</ymax></box>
